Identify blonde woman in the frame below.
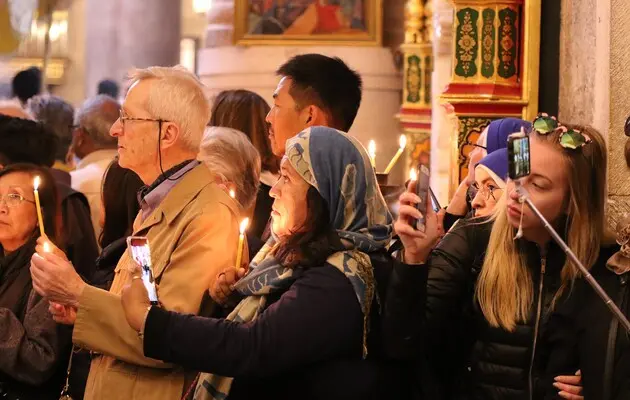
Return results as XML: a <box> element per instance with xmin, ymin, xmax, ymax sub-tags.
<box><xmin>385</xmin><ymin>117</ymin><xmax>612</xmax><ymax>400</ymax></box>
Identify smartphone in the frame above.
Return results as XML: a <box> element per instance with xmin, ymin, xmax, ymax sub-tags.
<box><xmin>414</xmin><ymin>164</ymin><xmax>430</xmax><ymax>231</ymax></box>
<box><xmin>126</xmin><ymin>236</ymin><xmax>159</xmax><ymax>305</ymax></box>
<box><xmin>429</xmin><ymin>187</ymin><xmax>441</xmax><ymax>212</ymax></box>
<box><xmin>507</xmin><ymin>130</ymin><xmax>531</xmax><ymax>180</ymax></box>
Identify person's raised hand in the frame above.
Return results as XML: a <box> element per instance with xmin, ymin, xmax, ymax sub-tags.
<box><xmin>393</xmin><ymin>179</ymin><xmax>445</xmax><ymax>264</ymax></box>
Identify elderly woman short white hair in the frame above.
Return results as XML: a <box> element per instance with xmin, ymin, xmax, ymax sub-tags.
<box><xmin>198</xmin><ymin>126</ymin><xmax>261</xmax><ymax>211</ymax></box>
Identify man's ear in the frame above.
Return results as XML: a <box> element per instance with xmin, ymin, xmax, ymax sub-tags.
<box><xmin>160</xmin><ymin>122</ymin><xmax>181</xmax><ymax>149</ymax></box>
<box><xmin>304</xmin><ymin>105</ymin><xmax>329</xmax><ymax>127</ymax></box>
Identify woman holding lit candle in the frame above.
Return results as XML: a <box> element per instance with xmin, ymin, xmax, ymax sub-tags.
<box><xmin>120</xmin><ymin>126</ymin><xmax>404</xmax><ymax>400</ymax></box>
<box><xmin>0</xmin><ymin>163</ymin><xmax>69</xmax><ymax>400</ymax></box>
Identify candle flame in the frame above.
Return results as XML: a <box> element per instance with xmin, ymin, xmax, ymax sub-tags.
<box><xmin>399</xmin><ymin>135</ymin><xmax>407</xmax><ymax>149</ymax></box>
<box><xmin>409</xmin><ymin>168</ymin><xmax>417</xmax><ymax>181</ymax></box>
<box><xmin>229</xmin><ymin>189</ymin><xmax>235</xmax><ymax>199</ymax></box>
<box><xmin>33</xmin><ymin>176</ymin><xmax>40</xmax><ymax>190</ymax></box>
<box><xmin>239</xmin><ymin>218</ymin><xmax>250</xmax><ymax>234</ymax></box>
<box><xmin>43</xmin><ymin>242</ymin><xmax>51</xmax><ymax>253</ymax></box>
<box><xmin>368</xmin><ymin>140</ymin><xmax>376</xmax><ymax>156</ymax></box>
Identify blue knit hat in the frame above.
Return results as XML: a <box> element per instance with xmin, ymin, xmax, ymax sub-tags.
<box><xmin>476</xmin><ymin>148</ymin><xmax>508</xmax><ymax>187</ymax></box>
<box><xmin>486</xmin><ymin>118</ymin><xmax>532</xmax><ymax>154</ymax></box>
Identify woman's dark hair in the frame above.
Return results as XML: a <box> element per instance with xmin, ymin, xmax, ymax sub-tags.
<box><xmin>209</xmin><ymin>89</ymin><xmax>280</xmax><ymax>174</ymax></box>
<box><xmin>0</xmin><ymin>163</ymin><xmax>62</xmax><ymax>247</ymax></box>
<box><xmin>100</xmin><ymin>158</ymin><xmax>144</xmax><ymax>248</ymax></box>
<box><xmin>274</xmin><ymin>186</ymin><xmax>342</xmax><ymax>268</ymax></box>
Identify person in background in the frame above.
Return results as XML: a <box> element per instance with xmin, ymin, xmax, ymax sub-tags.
<box><xmin>470</xmin><ymin>148</ymin><xmax>508</xmax><ymax>218</ymax></box>
<box><xmin>11</xmin><ymin>67</ymin><xmax>41</xmax><ymax>107</ymax></box>
<box><xmin>26</xmin><ymin>95</ymin><xmax>75</xmax><ymax>182</ymax></box>
<box><xmin>266</xmin><ymin>53</ymin><xmax>363</xmax><ymax>158</ymax></box>
<box><xmin>0</xmin><ymin>163</ymin><xmax>70</xmax><ymax>400</ymax></box>
<box><xmin>444</xmin><ymin>118</ymin><xmax>531</xmax><ymax>230</ymax></box>
<box><xmin>30</xmin><ymin>66</ymin><xmax>241</xmax><ymax>400</ymax></box>
<box><xmin>209</xmin><ymin>89</ymin><xmax>278</xmax><ymax>240</ymax></box>
<box><xmin>120</xmin><ymin>126</ymin><xmax>402</xmax><ymax>400</ymax></box>
<box><xmin>198</xmin><ymin>126</ymin><xmax>262</xmax><ymax>280</ymax></box>
<box><xmin>69</xmin><ymin>95</ymin><xmax>121</xmax><ymax>242</ymax></box>
<box><xmin>67</xmin><ymin>158</ymin><xmax>144</xmax><ymax>400</ymax></box>
<box><xmin>97</xmin><ymin>79</ymin><xmax>120</xmax><ymax>100</ymax></box>
<box><xmin>0</xmin><ymin>100</ymin><xmax>32</xmax><ymax>119</ymax></box>
<box><xmin>386</xmin><ymin>120</ymin><xmax>609</xmax><ymax>399</ymax></box>
<box><xmin>0</xmin><ymin>115</ymin><xmax>98</xmax><ymax>284</ymax></box>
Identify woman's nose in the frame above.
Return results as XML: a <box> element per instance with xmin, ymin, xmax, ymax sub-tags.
<box><xmin>471</xmin><ymin>192</ymin><xmax>485</xmax><ymax>210</ymax></box>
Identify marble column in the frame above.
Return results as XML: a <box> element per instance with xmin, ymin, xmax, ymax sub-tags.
<box><xmin>430</xmin><ymin>0</ymin><xmax>454</xmax><ymax>203</ymax></box>
<box><xmin>558</xmin><ymin>0</ymin><xmax>630</xmax><ymax>226</ymax></box>
<box><xmin>85</xmin><ymin>0</ymin><xmax>181</xmax><ymax>98</ymax></box>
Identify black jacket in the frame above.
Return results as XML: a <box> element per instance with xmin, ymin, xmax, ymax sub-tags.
<box><xmin>544</xmin><ymin>253</ymin><xmax>629</xmax><ymax>400</ymax></box>
<box><xmin>143</xmin><ymin>252</ymin><xmax>407</xmax><ymax>400</ymax></box>
<box><xmin>384</xmin><ymin>219</ymin><xmax>582</xmax><ymax>400</ymax></box>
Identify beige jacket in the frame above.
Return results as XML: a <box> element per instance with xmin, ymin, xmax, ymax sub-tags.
<box><xmin>73</xmin><ymin>165</ymin><xmax>240</xmax><ymax>400</ymax></box>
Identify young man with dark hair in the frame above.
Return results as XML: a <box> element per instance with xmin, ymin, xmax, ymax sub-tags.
<box><xmin>11</xmin><ymin>67</ymin><xmax>42</xmax><ymax>106</ymax></box>
<box><xmin>0</xmin><ymin>115</ymin><xmax>98</xmax><ymax>282</ymax></box>
<box><xmin>266</xmin><ymin>53</ymin><xmax>362</xmax><ymax>157</ymax></box>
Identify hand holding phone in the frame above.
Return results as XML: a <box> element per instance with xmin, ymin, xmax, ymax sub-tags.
<box><xmin>127</xmin><ymin>236</ymin><xmax>159</xmax><ymax>305</ymax></box>
<box><xmin>507</xmin><ymin>129</ymin><xmax>531</xmax><ymax>180</ymax></box>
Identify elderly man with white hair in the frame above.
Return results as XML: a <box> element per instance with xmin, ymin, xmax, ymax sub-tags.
<box><xmin>69</xmin><ymin>94</ymin><xmax>121</xmax><ymax>241</ymax></box>
<box><xmin>29</xmin><ymin>66</ymin><xmax>242</xmax><ymax>400</ymax></box>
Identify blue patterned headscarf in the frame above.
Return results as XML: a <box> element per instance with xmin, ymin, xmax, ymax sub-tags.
<box><xmin>193</xmin><ymin>127</ymin><xmax>393</xmax><ymax>400</ymax></box>
<box><xmin>486</xmin><ymin>118</ymin><xmax>532</xmax><ymax>154</ymax></box>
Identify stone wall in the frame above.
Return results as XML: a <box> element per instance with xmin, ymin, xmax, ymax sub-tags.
<box><xmin>559</xmin><ymin>0</ymin><xmax>630</xmax><ymax>226</ymax></box>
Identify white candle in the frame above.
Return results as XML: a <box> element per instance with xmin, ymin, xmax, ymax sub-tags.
<box><xmin>368</xmin><ymin>140</ymin><xmax>376</xmax><ymax>169</ymax></box>
<box><xmin>235</xmin><ymin>218</ymin><xmax>249</xmax><ymax>269</ymax></box>
<box><xmin>384</xmin><ymin>135</ymin><xmax>408</xmax><ymax>174</ymax></box>
<box><xmin>33</xmin><ymin>176</ymin><xmax>45</xmax><ymax>237</ymax></box>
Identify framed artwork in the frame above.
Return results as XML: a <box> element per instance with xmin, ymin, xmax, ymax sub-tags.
<box><xmin>234</xmin><ymin>0</ymin><xmax>382</xmax><ymax>46</ymax></box>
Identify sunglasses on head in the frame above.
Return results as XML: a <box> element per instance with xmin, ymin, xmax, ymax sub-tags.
<box><xmin>532</xmin><ymin>113</ymin><xmax>592</xmax><ymax>150</ymax></box>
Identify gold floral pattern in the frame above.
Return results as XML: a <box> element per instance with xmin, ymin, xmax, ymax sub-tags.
<box><xmin>455</xmin><ymin>8</ymin><xmax>479</xmax><ymax>78</ymax></box>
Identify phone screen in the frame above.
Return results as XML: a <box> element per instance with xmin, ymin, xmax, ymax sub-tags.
<box><xmin>127</xmin><ymin>237</ymin><xmax>159</xmax><ymax>305</ymax></box>
<box><xmin>508</xmin><ymin>133</ymin><xmax>531</xmax><ymax>180</ymax></box>
<box><xmin>415</xmin><ymin>164</ymin><xmax>430</xmax><ymax>232</ymax></box>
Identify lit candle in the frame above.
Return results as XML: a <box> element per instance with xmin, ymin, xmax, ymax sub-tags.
<box><xmin>368</xmin><ymin>140</ymin><xmax>376</xmax><ymax>169</ymax></box>
<box><xmin>235</xmin><ymin>218</ymin><xmax>249</xmax><ymax>269</ymax></box>
<box><xmin>384</xmin><ymin>135</ymin><xmax>408</xmax><ymax>174</ymax></box>
<box><xmin>43</xmin><ymin>242</ymin><xmax>51</xmax><ymax>253</ymax></box>
<box><xmin>229</xmin><ymin>189</ymin><xmax>236</xmax><ymax>199</ymax></box>
<box><xmin>33</xmin><ymin>176</ymin><xmax>45</xmax><ymax>237</ymax></box>
<box><xmin>409</xmin><ymin>168</ymin><xmax>417</xmax><ymax>182</ymax></box>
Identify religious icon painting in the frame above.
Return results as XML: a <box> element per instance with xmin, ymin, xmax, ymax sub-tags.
<box><xmin>235</xmin><ymin>0</ymin><xmax>382</xmax><ymax>45</ymax></box>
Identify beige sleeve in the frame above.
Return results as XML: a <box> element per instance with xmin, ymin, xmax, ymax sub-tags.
<box><xmin>73</xmin><ymin>205</ymin><xmax>239</xmax><ymax>367</ymax></box>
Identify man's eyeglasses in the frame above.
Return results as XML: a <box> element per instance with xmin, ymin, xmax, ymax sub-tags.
<box><xmin>119</xmin><ymin>110</ymin><xmax>168</xmax><ymax>125</ymax></box>
<box><xmin>469</xmin><ymin>182</ymin><xmax>503</xmax><ymax>202</ymax></box>
<box><xmin>0</xmin><ymin>193</ymin><xmax>35</xmax><ymax>208</ymax></box>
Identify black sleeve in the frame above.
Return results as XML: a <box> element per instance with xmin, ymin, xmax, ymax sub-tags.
<box><xmin>143</xmin><ymin>265</ymin><xmax>364</xmax><ymax>378</ymax></box>
<box><xmin>381</xmin><ymin>222</ymin><xmax>480</xmax><ymax>360</ymax></box>
<box><xmin>62</xmin><ymin>194</ymin><xmax>98</xmax><ymax>283</ymax></box>
<box><xmin>540</xmin><ymin>283</ymin><xmax>584</xmax><ymax>399</ymax></box>
<box><xmin>381</xmin><ymin>260</ymin><xmax>428</xmax><ymax>359</ymax></box>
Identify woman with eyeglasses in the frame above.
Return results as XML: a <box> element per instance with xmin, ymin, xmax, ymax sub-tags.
<box><xmin>470</xmin><ymin>148</ymin><xmax>508</xmax><ymax>218</ymax></box>
<box><xmin>384</xmin><ymin>117</ymin><xmax>614</xmax><ymax>400</ymax></box>
<box><xmin>444</xmin><ymin>118</ymin><xmax>531</xmax><ymax>230</ymax></box>
<box><xmin>0</xmin><ymin>164</ymin><xmax>70</xmax><ymax>400</ymax></box>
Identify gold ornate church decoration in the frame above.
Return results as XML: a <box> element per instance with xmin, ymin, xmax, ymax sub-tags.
<box><xmin>441</xmin><ymin>0</ymin><xmax>541</xmax><ymax>190</ymax></box>
<box><xmin>397</xmin><ymin>0</ymin><xmax>433</xmax><ymax>171</ymax></box>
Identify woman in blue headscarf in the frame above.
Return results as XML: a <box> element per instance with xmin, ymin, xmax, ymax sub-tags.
<box><xmin>119</xmin><ymin>127</ymin><xmax>399</xmax><ymax>400</ymax></box>
<box><xmin>444</xmin><ymin>118</ymin><xmax>531</xmax><ymax>230</ymax></box>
